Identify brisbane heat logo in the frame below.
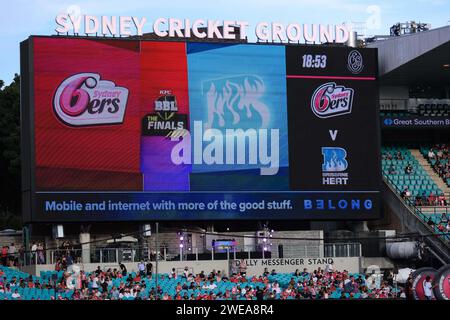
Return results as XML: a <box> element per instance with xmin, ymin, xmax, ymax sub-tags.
<box><xmin>321</xmin><ymin>147</ymin><xmax>349</xmax><ymax>185</ymax></box>
<box><xmin>53</xmin><ymin>73</ymin><xmax>129</xmax><ymax>126</ymax></box>
<box><xmin>311</xmin><ymin>82</ymin><xmax>354</xmax><ymax>119</ymax></box>
<box><xmin>203</xmin><ymin>75</ymin><xmax>270</xmax><ymax>130</ymax></box>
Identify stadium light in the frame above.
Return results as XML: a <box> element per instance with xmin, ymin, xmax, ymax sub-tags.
<box><xmin>52</xmin><ymin>225</ymin><xmax>64</xmax><ymax>239</ymax></box>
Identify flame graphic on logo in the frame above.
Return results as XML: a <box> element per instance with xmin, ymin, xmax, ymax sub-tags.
<box><xmin>322</xmin><ymin>148</ymin><xmax>348</xmax><ymax>172</ymax></box>
<box><xmin>324</xmin><ymin>157</ymin><xmax>347</xmax><ymax>172</ymax></box>
<box><xmin>204</xmin><ymin>76</ymin><xmax>269</xmax><ymax>130</ymax></box>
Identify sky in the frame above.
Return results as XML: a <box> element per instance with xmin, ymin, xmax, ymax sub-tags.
<box><xmin>1</xmin><ymin>0</ymin><xmax>450</xmax><ymax>86</ymax></box>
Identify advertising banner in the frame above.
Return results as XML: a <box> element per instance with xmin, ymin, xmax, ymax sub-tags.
<box><xmin>21</xmin><ymin>36</ymin><xmax>380</xmax><ymax>221</ymax></box>
<box><xmin>381</xmin><ymin>116</ymin><xmax>450</xmax><ymax>129</ymax></box>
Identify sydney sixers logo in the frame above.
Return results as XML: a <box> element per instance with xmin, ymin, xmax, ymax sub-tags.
<box><xmin>53</xmin><ymin>73</ymin><xmax>129</xmax><ymax>126</ymax></box>
<box><xmin>311</xmin><ymin>82</ymin><xmax>354</xmax><ymax>119</ymax></box>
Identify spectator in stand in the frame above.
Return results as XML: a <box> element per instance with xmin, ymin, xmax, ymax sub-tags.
<box><xmin>396</xmin><ymin>151</ymin><xmax>404</xmax><ymax>160</ymax></box>
<box><xmin>66</xmin><ymin>254</ymin><xmax>73</xmax><ymax>267</ymax></box>
<box><xmin>169</xmin><ymin>268</ymin><xmax>176</xmax><ymax>279</ymax></box>
<box><xmin>146</xmin><ymin>262</ymin><xmax>153</xmax><ymax>277</ymax></box>
<box><xmin>404</xmin><ymin>163</ymin><xmax>413</xmax><ymax>175</ymax></box>
<box><xmin>11</xmin><ymin>289</ymin><xmax>21</xmax><ymax>299</ymax></box>
<box><xmin>415</xmin><ymin>193</ymin><xmax>424</xmax><ymax>206</ymax></box>
<box><xmin>8</xmin><ymin>243</ymin><xmax>16</xmax><ymax>264</ymax></box>
<box><xmin>437</xmin><ymin>223</ymin><xmax>446</xmax><ymax>233</ymax></box>
<box><xmin>55</xmin><ymin>259</ymin><xmax>62</xmax><ymax>271</ymax></box>
<box><xmin>94</xmin><ymin>266</ymin><xmax>102</xmax><ymax>276</ymax></box>
<box><xmin>119</xmin><ymin>263</ymin><xmax>127</xmax><ymax>277</ymax></box>
<box><xmin>437</xmin><ymin>193</ymin><xmax>447</xmax><ymax>206</ymax></box>
<box><xmin>423</xmin><ymin>276</ymin><xmax>434</xmax><ymax>300</ymax></box>
<box><xmin>428</xmin><ymin>192</ymin><xmax>436</xmax><ymax>206</ymax></box>
<box><xmin>1</xmin><ymin>246</ymin><xmax>8</xmax><ymax>266</ymax></box>
<box><xmin>300</xmin><ymin>268</ymin><xmax>309</xmax><ymax>277</ymax></box>
<box><xmin>239</xmin><ymin>259</ymin><xmax>247</xmax><ymax>277</ymax></box>
<box><xmin>137</xmin><ymin>261</ymin><xmax>145</xmax><ymax>277</ymax></box>
<box><xmin>388</xmin><ymin>164</ymin><xmax>397</xmax><ymax>175</ymax></box>
<box><xmin>37</xmin><ymin>243</ymin><xmax>45</xmax><ymax>264</ymax></box>
<box><xmin>61</xmin><ymin>256</ymin><xmax>68</xmax><ymax>271</ymax></box>
<box><xmin>401</xmin><ymin>187</ymin><xmax>411</xmax><ymax>200</ymax></box>
<box><xmin>30</xmin><ymin>242</ymin><xmax>37</xmax><ymax>263</ymax></box>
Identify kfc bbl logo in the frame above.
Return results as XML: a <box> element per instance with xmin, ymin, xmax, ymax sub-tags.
<box><xmin>311</xmin><ymin>82</ymin><xmax>354</xmax><ymax>119</ymax></box>
<box><xmin>347</xmin><ymin>50</ymin><xmax>364</xmax><ymax>74</ymax></box>
<box><xmin>142</xmin><ymin>90</ymin><xmax>188</xmax><ymax>136</ymax></box>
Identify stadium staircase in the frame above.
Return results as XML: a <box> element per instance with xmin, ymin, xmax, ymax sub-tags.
<box><xmin>381</xmin><ymin>146</ymin><xmax>450</xmax><ymax>264</ymax></box>
<box><xmin>410</xmin><ymin>149</ymin><xmax>450</xmax><ymax>195</ymax></box>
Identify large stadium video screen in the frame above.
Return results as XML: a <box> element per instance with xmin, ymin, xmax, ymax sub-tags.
<box><xmin>21</xmin><ymin>36</ymin><xmax>380</xmax><ymax>222</ymax></box>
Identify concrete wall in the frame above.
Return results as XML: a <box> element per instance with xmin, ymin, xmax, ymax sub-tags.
<box><xmin>360</xmin><ymin>257</ymin><xmax>394</xmax><ymax>271</ymax></box>
<box><xmin>20</xmin><ymin>260</ymin><xmax>228</xmax><ymax>277</ymax></box>
<box><xmin>20</xmin><ymin>256</ymin><xmax>366</xmax><ymax>276</ymax></box>
<box><xmin>381</xmin><ymin>180</ymin><xmax>450</xmax><ymax>263</ymax></box>
<box><xmin>235</xmin><ymin>257</ymin><xmax>360</xmax><ymax>276</ymax></box>
<box><xmin>0</xmin><ymin>234</ymin><xmax>22</xmax><ymax>248</ymax></box>
<box><xmin>379</xmin><ymin>86</ymin><xmax>409</xmax><ymax>100</ymax></box>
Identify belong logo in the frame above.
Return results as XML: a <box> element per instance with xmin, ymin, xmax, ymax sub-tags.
<box><xmin>311</xmin><ymin>82</ymin><xmax>354</xmax><ymax>119</ymax></box>
<box><xmin>53</xmin><ymin>73</ymin><xmax>129</xmax><ymax>126</ymax></box>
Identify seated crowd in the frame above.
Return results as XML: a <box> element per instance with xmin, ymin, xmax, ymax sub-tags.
<box><xmin>0</xmin><ymin>263</ymin><xmax>405</xmax><ymax>300</ymax></box>
<box><xmin>426</xmin><ymin>144</ymin><xmax>450</xmax><ymax>187</ymax></box>
<box><xmin>411</xmin><ymin>190</ymin><xmax>448</xmax><ymax>206</ymax></box>
<box><xmin>425</xmin><ymin>212</ymin><xmax>450</xmax><ymax>234</ymax></box>
<box><xmin>382</xmin><ymin>148</ymin><xmax>448</xmax><ymax>207</ymax></box>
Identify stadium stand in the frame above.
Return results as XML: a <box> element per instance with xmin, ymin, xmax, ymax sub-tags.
<box><xmin>382</xmin><ymin>146</ymin><xmax>450</xmax><ymax>242</ymax></box>
<box><xmin>379</xmin><ymin>104</ymin><xmax>450</xmax><ymax>118</ymax></box>
<box><xmin>420</xmin><ymin>144</ymin><xmax>450</xmax><ymax>187</ymax></box>
<box><xmin>417</xmin><ymin>103</ymin><xmax>450</xmax><ymax>117</ymax></box>
<box><xmin>379</xmin><ymin>111</ymin><xmax>415</xmax><ymax>118</ymax></box>
<box><xmin>0</xmin><ymin>265</ymin><xmax>405</xmax><ymax>300</ymax></box>
<box><xmin>381</xmin><ymin>146</ymin><xmax>444</xmax><ymax>204</ymax></box>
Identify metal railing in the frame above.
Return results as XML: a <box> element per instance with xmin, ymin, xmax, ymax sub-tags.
<box><xmin>380</xmin><ymin>98</ymin><xmax>450</xmax><ymax>113</ymax></box>
<box><xmin>383</xmin><ymin>175</ymin><xmax>450</xmax><ymax>243</ymax></box>
<box><xmin>15</xmin><ymin>242</ymin><xmax>363</xmax><ymax>266</ymax></box>
<box><xmin>419</xmin><ymin>206</ymin><xmax>450</xmax><ymax>215</ymax></box>
<box><xmin>324</xmin><ymin>243</ymin><xmax>362</xmax><ymax>258</ymax></box>
<box><xmin>379</xmin><ymin>99</ymin><xmax>409</xmax><ymax>111</ymax></box>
